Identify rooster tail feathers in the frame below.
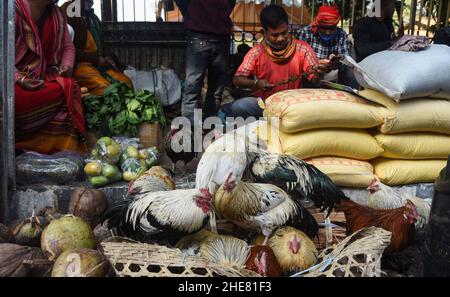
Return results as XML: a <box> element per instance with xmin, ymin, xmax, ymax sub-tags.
<box><xmin>289</xmin><ymin>201</ymin><xmax>319</xmax><ymax>239</ymax></box>
<box><xmin>302</xmin><ymin>163</ymin><xmax>349</xmax><ymax>215</ymax></box>
<box><xmin>100</xmin><ymin>198</ymin><xmax>133</xmax><ymax>234</ymax></box>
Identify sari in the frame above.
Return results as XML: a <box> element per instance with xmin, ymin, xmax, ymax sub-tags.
<box><xmin>14</xmin><ymin>0</ymin><xmax>86</xmax><ymax>155</ymax></box>
<box><xmin>62</xmin><ymin>2</ymin><xmax>133</xmax><ymax>96</ymax></box>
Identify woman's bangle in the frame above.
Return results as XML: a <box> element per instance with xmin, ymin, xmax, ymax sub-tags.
<box><xmin>253</xmin><ymin>78</ymin><xmax>259</xmax><ymax>88</ymax></box>
<box><xmin>19</xmin><ymin>75</ymin><xmax>27</xmax><ymax>87</ymax></box>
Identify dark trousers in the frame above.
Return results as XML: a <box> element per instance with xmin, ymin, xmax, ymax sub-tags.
<box><xmin>182</xmin><ymin>36</ymin><xmax>230</xmax><ymax>125</ymax></box>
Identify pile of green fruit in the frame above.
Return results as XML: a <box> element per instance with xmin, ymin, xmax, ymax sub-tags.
<box><xmin>84</xmin><ymin>137</ymin><xmax>159</xmax><ymax>187</ymax></box>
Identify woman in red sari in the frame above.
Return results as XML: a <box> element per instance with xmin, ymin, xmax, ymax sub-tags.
<box><xmin>15</xmin><ymin>0</ymin><xmax>87</xmax><ymax>154</ymax></box>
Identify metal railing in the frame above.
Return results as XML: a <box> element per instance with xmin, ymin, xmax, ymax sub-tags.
<box><xmin>0</xmin><ymin>0</ymin><xmax>16</xmax><ymax>224</ymax></box>
<box><xmin>100</xmin><ymin>0</ymin><xmax>450</xmax><ymax>40</ymax></box>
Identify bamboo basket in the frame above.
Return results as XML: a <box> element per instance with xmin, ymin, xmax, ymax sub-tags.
<box><xmin>312</xmin><ymin>210</ymin><xmax>347</xmax><ymax>250</ymax></box>
<box><xmin>138</xmin><ymin>122</ymin><xmax>162</xmax><ymax>149</ymax></box>
<box><xmin>101</xmin><ymin>238</ymin><xmax>259</xmax><ymax>278</ymax></box>
<box><xmin>300</xmin><ymin>227</ymin><xmax>392</xmax><ymax>277</ymax></box>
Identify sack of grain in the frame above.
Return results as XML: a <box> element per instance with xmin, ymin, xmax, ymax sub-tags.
<box><xmin>306</xmin><ymin>156</ymin><xmax>375</xmax><ymax>188</ymax></box>
<box><xmin>373</xmin><ymin>158</ymin><xmax>446</xmax><ymax>185</ymax></box>
<box><xmin>345</xmin><ymin>45</ymin><xmax>450</xmax><ymax>101</ymax></box>
<box><xmin>375</xmin><ymin>133</ymin><xmax>450</xmax><ymax>159</ymax></box>
<box><xmin>360</xmin><ymin>89</ymin><xmax>450</xmax><ymax>135</ymax></box>
<box><xmin>233</xmin><ymin>119</ymin><xmax>283</xmax><ymax>154</ymax></box>
<box><xmin>263</xmin><ymin>89</ymin><xmax>388</xmax><ymax>133</ymax></box>
<box><xmin>280</xmin><ymin>129</ymin><xmax>384</xmax><ymax>160</ymax></box>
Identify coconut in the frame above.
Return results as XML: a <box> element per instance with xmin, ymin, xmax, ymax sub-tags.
<box><xmin>69</xmin><ymin>187</ymin><xmax>108</xmax><ymax>228</ymax></box>
<box><xmin>51</xmin><ymin>248</ymin><xmax>108</xmax><ymax>277</ymax></box>
<box><xmin>41</xmin><ymin>215</ymin><xmax>95</xmax><ymax>261</ymax></box>
<box><xmin>0</xmin><ymin>224</ymin><xmax>14</xmax><ymax>244</ymax></box>
<box><xmin>0</xmin><ymin>243</ymin><xmax>49</xmax><ymax>277</ymax></box>
<box><xmin>10</xmin><ymin>212</ymin><xmax>49</xmax><ymax>247</ymax></box>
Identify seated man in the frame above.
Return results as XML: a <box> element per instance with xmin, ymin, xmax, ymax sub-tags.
<box><xmin>232</xmin><ymin>5</ymin><xmax>328</xmax><ymax>118</ymax></box>
<box><xmin>15</xmin><ymin>0</ymin><xmax>86</xmax><ymax>154</ymax></box>
<box><xmin>353</xmin><ymin>0</ymin><xmax>403</xmax><ymax>62</ymax></box>
<box><xmin>297</xmin><ymin>5</ymin><xmax>359</xmax><ymax>88</ymax></box>
<box><xmin>61</xmin><ymin>0</ymin><xmax>133</xmax><ymax>96</ymax></box>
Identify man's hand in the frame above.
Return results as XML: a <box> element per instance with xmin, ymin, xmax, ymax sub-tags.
<box><xmin>255</xmin><ymin>79</ymin><xmax>275</xmax><ymax>91</ymax></box>
<box><xmin>58</xmin><ymin>65</ymin><xmax>73</xmax><ymax>77</ymax></box>
<box><xmin>314</xmin><ymin>61</ymin><xmax>332</xmax><ymax>77</ymax></box>
<box><xmin>20</xmin><ymin>78</ymin><xmax>45</xmax><ymax>91</ymax></box>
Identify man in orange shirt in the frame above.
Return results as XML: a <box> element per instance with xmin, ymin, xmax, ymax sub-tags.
<box><xmin>232</xmin><ymin>5</ymin><xmax>329</xmax><ymax>118</ymax></box>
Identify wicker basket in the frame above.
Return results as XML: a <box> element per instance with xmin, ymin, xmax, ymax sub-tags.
<box><xmin>312</xmin><ymin>210</ymin><xmax>347</xmax><ymax>250</ymax></box>
<box><xmin>101</xmin><ymin>238</ymin><xmax>259</xmax><ymax>277</ymax></box>
<box><xmin>299</xmin><ymin>227</ymin><xmax>392</xmax><ymax>277</ymax></box>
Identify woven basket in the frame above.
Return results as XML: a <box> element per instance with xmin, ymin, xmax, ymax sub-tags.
<box><xmin>312</xmin><ymin>210</ymin><xmax>347</xmax><ymax>250</ymax></box>
<box><xmin>299</xmin><ymin>227</ymin><xmax>392</xmax><ymax>277</ymax></box>
<box><xmin>101</xmin><ymin>238</ymin><xmax>259</xmax><ymax>277</ymax></box>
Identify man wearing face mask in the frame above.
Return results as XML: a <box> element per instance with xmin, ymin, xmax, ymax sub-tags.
<box><xmin>353</xmin><ymin>0</ymin><xmax>403</xmax><ymax>62</ymax></box>
<box><xmin>232</xmin><ymin>5</ymin><xmax>329</xmax><ymax>118</ymax></box>
<box><xmin>297</xmin><ymin>5</ymin><xmax>359</xmax><ymax>89</ymax></box>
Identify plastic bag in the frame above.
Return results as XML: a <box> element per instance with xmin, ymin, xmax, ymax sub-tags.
<box><xmin>121</xmin><ymin>158</ymin><xmax>147</xmax><ymax>182</ymax></box>
<box><xmin>139</xmin><ymin>147</ymin><xmax>160</xmax><ymax>168</ymax></box>
<box><xmin>124</xmin><ymin>66</ymin><xmax>181</xmax><ymax>106</ymax></box>
<box><xmin>113</xmin><ymin>137</ymin><xmax>142</xmax><ymax>151</ymax></box>
<box><xmin>90</xmin><ymin>137</ymin><xmax>122</xmax><ymax>165</ymax></box>
<box><xmin>16</xmin><ymin>151</ymin><xmax>84</xmax><ymax>185</ymax></box>
<box><xmin>84</xmin><ymin>160</ymin><xmax>122</xmax><ymax>188</ymax></box>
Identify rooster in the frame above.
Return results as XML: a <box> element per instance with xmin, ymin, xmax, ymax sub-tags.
<box><xmin>163</xmin><ymin>128</ymin><xmax>197</xmax><ymax>174</ymax></box>
<box><xmin>367</xmin><ymin>176</ymin><xmax>430</xmax><ymax>229</ymax></box>
<box><xmin>335</xmin><ymin>199</ymin><xmax>419</xmax><ymax>253</ymax></box>
<box><xmin>215</xmin><ymin>181</ymin><xmax>319</xmax><ymax>243</ymax></box>
<box><xmin>246</xmin><ymin>245</ymin><xmax>283</xmax><ymax>277</ymax></box>
<box><xmin>102</xmin><ymin>188</ymin><xmax>212</xmax><ymax>243</ymax></box>
<box><xmin>128</xmin><ymin>166</ymin><xmax>175</xmax><ymax>195</ymax></box>
<box><xmin>197</xmin><ymin>236</ymin><xmax>250</xmax><ymax>270</ymax></box>
<box><xmin>196</xmin><ymin>131</ymin><xmax>249</xmax><ymax>232</ymax></box>
<box><xmin>255</xmin><ymin>227</ymin><xmax>318</xmax><ymax>275</ymax></box>
<box><xmin>248</xmin><ymin>153</ymin><xmax>348</xmax><ymax>216</ymax></box>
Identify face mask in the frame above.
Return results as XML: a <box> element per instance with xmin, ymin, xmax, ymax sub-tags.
<box><xmin>318</xmin><ymin>32</ymin><xmax>337</xmax><ymax>44</ymax></box>
<box><xmin>265</xmin><ymin>35</ymin><xmax>290</xmax><ymax>51</ymax></box>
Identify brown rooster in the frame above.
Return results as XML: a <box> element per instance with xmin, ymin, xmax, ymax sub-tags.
<box><xmin>245</xmin><ymin>246</ymin><xmax>283</xmax><ymax>277</ymax></box>
<box><xmin>335</xmin><ymin>199</ymin><xmax>419</xmax><ymax>253</ymax></box>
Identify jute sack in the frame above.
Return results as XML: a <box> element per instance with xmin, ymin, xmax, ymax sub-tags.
<box><xmin>280</xmin><ymin>129</ymin><xmax>384</xmax><ymax>160</ymax></box>
<box><xmin>306</xmin><ymin>156</ymin><xmax>375</xmax><ymax>188</ymax></box>
<box><xmin>375</xmin><ymin>133</ymin><xmax>450</xmax><ymax>159</ymax></box>
<box><xmin>359</xmin><ymin>89</ymin><xmax>450</xmax><ymax>135</ymax></box>
<box><xmin>373</xmin><ymin>158</ymin><xmax>447</xmax><ymax>185</ymax></box>
<box><xmin>263</xmin><ymin>89</ymin><xmax>388</xmax><ymax>133</ymax></box>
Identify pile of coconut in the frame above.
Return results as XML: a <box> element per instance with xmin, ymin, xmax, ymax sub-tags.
<box><xmin>0</xmin><ymin>187</ymin><xmax>113</xmax><ymax>277</ymax></box>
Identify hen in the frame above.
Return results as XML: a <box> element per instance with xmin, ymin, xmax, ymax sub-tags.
<box><xmin>128</xmin><ymin>166</ymin><xmax>175</xmax><ymax>195</ymax></box>
<box><xmin>163</xmin><ymin>128</ymin><xmax>197</xmax><ymax>174</ymax></box>
<box><xmin>335</xmin><ymin>199</ymin><xmax>419</xmax><ymax>253</ymax></box>
<box><xmin>256</xmin><ymin>226</ymin><xmax>318</xmax><ymax>275</ymax></box>
<box><xmin>248</xmin><ymin>152</ymin><xmax>348</xmax><ymax>216</ymax></box>
<box><xmin>367</xmin><ymin>176</ymin><xmax>430</xmax><ymax>229</ymax></box>
<box><xmin>196</xmin><ymin>131</ymin><xmax>249</xmax><ymax>232</ymax></box>
<box><xmin>246</xmin><ymin>245</ymin><xmax>283</xmax><ymax>277</ymax></box>
<box><xmin>102</xmin><ymin>188</ymin><xmax>212</xmax><ymax>243</ymax></box>
<box><xmin>215</xmin><ymin>181</ymin><xmax>319</xmax><ymax>242</ymax></box>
